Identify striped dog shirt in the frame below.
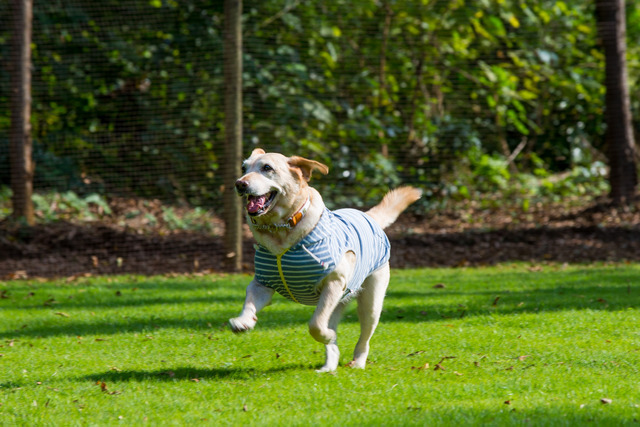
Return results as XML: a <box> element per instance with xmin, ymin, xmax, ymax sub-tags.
<box><xmin>254</xmin><ymin>208</ymin><xmax>391</xmax><ymax>305</ymax></box>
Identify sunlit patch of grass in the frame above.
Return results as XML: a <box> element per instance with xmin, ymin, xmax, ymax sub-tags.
<box><xmin>1</xmin><ymin>264</ymin><xmax>639</xmax><ymax>425</ymax></box>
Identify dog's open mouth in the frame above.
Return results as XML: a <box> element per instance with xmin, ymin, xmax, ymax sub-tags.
<box><xmin>246</xmin><ymin>191</ymin><xmax>277</xmax><ymax>216</ymax></box>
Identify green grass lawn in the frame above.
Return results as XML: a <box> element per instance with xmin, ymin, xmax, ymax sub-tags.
<box><xmin>1</xmin><ymin>264</ymin><xmax>639</xmax><ymax>425</ymax></box>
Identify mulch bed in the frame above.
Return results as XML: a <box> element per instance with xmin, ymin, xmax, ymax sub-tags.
<box><xmin>2</xmin><ymin>197</ymin><xmax>639</xmax><ymax>279</ymax></box>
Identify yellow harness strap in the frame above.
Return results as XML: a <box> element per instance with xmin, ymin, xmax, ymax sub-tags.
<box><xmin>276</xmin><ymin>252</ymin><xmax>299</xmax><ymax>303</ymax></box>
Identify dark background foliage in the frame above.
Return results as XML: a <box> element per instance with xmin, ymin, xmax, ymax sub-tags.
<box><xmin>2</xmin><ymin>0</ymin><xmax>638</xmax><ymax>210</ymax></box>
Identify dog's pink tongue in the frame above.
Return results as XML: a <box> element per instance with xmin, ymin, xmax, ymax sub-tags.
<box><xmin>247</xmin><ymin>195</ymin><xmax>267</xmax><ymax>213</ymax></box>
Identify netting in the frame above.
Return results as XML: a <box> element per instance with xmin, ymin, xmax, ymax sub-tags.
<box><xmin>1</xmin><ymin>0</ymin><xmax>638</xmax><ymax>277</ymax></box>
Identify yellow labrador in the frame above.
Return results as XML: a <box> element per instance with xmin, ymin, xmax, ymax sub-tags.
<box><xmin>229</xmin><ymin>148</ymin><xmax>421</xmax><ymax>372</ymax></box>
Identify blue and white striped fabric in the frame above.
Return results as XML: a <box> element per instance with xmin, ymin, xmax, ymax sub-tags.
<box><xmin>254</xmin><ymin>208</ymin><xmax>390</xmax><ymax>306</ymax></box>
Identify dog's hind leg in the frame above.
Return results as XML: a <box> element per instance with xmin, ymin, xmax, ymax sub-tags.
<box><xmin>350</xmin><ymin>262</ymin><xmax>390</xmax><ymax>369</ymax></box>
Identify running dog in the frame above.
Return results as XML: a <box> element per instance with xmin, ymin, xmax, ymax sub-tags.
<box><xmin>229</xmin><ymin>148</ymin><xmax>421</xmax><ymax>372</ymax></box>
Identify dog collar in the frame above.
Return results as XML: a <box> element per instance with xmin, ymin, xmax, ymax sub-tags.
<box><xmin>251</xmin><ymin>196</ymin><xmax>311</xmax><ymax>231</ymax></box>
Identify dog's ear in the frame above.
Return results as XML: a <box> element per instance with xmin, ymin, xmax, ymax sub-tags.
<box><xmin>288</xmin><ymin>156</ymin><xmax>329</xmax><ymax>182</ymax></box>
<box><xmin>250</xmin><ymin>148</ymin><xmax>266</xmax><ymax>157</ymax></box>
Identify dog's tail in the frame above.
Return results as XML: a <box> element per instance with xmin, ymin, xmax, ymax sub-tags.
<box><xmin>366</xmin><ymin>186</ymin><xmax>422</xmax><ymax>229</ymax></box>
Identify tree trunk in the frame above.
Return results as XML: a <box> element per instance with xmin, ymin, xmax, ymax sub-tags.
<box><xmin>9</xmin><ymin>0</ymin><xmax>35</xmax><ymax>225</ymax></box>
<box><xmin>595</xmin><ymin>0</ymin><xmax>637</xmax><ymax>205</ymax></box>
<box><xmin>223</xmin><ymin>0</ymin><xmax>243</xmax><ymax>272</ymax></box>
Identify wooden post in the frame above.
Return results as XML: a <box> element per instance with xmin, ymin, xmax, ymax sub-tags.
<box><xmin>223</xmin><ymin>0</ymin><xmax>243</xmax><ymax>271</ymax></box>
<box><xmin>9</xmin><ymin>0</ymin><xmax>35</xmax><ymax>225</ymax></box>
<box><xmin>596</xmin><ymin>0</ymin><xmax>637</xmax><ymax>205</ymax></box>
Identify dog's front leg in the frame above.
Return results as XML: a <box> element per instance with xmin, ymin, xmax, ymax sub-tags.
<box><xmin>309</xmin><ymin>277</ymin><xmax>345</xmax><ymax>373</ymax></box>
<box><xmin>229</xmin><ymin>279</ymin><xmax>274</xmax><ymax>333</ymax></box>
<box><xmin>309</xmin><ymin>253</ymin><xmax>354</xmax><ymax>373</ymax></box>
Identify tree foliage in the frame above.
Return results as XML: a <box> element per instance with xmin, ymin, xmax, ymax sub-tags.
<box><xmin>1</xmin><ymin>0</ymin><xmax>638</xmax><ymax>208</ymax></box>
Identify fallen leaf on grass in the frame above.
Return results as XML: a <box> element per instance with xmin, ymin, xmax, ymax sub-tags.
<box><xmin>433</xmin><ymin>283</ymin><xmax>446</xmax><ymax>289</ymax></box>
<box><xmin>66</xmin><ymin>273</ymin><xmax>92</xmax><ymax>283</ymax></box>
<box><xmin>407</xmin><ymin>350</ymin><xmax>426</xmax><ymax>357</ymax></box>
<box><xmin>601</xmin><ymin>398</ymin><xmax>612</xmax><ymax>405</ymax></box>
<box><xmin>518</xmin><ymin>355</ymin><xmax>530</xmax><ymax>361</ymax></box>
<box><xmin>54</xmin><ymin>312</ymin><xmax>70</xmax><ymax>318</ymax></box>
<box><xmin>492</xmin><ymin>297</ymin><xmax>500</xmax><ymax>306</ymax></box>
<box><xmin>433</xmin><ymin>355</ymin><xmax>458</xmax><ymax>371</ymax></box>
<box><xmin>5</xmin><ymin>271</ymin><xmax>28</xmax><ymax>280</ymax></box>
<box><xmin>411</xmin><ymin>363</ymin><xmax>430</xmax><ymax>371</ymax></box>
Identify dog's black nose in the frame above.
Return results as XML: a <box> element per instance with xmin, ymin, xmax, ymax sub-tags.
<box><xmin>235</xmin><ymin>179</ymin><xmax>249</xmax><ymax>194</ymax></box>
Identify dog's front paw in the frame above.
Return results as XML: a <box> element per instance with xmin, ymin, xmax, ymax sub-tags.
<box><xmin>315</xmin><ymin>344</ymin><xmax>340</xmax><ymax>373</ymax></box>
<box><xmin>229</xmin><ymin>316</ymin><xmax>257</xmax><ymax>333</ymax></box>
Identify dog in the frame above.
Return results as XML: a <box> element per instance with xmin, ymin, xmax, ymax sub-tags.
<box><xmin>229</xmin><ymin>148</ymin><xmax>421</xmax><ymax>372</ymax></box>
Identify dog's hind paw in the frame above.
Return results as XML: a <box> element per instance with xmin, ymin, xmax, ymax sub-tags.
<box><xmin>346</xmin><ymin>359</ymin><xmax>366</xmax><ymax>369</ymax></box>
<box><xmin>229</xmin><ymin>316</ymin><xmax>256</xmax><ymax>333</ymax></box>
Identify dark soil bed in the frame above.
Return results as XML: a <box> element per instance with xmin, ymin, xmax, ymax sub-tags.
<box><xmin>2</xmin><ymin>197</ymin><xmax>639</xmax><ymax>279</ymax></box>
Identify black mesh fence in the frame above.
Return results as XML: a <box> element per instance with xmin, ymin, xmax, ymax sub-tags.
<box><xmin>1</xmin><ymin>1</ymin><xmax>639</xmax><ymax>277</ymax></box>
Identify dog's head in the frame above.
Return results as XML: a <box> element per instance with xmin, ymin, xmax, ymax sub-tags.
<box><xmin>235</xmin><ymin>148</ymin><xmax>329</xmax><ymax>221</ymax></box>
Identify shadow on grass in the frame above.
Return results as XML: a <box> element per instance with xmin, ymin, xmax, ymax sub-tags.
<box><xmin>81</xmin><ymin>363</ymin><xmax>309</xmax><ymax>384</ymax></box>
<box><xmin>1</xmin><ymin>268</ymin><xmax>638</xmax><ymax>339</ymax></box>
<box><xmin>10</xmin><ymin>293</ymin><xmax>239</xmax><ymax>311</ymax></box>
<box><xmin>383</xmin><ymin>267</ymin><xmax>639</xmax><ymax>322</ymax></box>
<box><xmin>0</xmin><ymin>275</ymin><xmax>245</xmax><ymax>310</ymax></box>
<box><xmin>0</xmin><ymin>311</ymin><xmax>242</xmax><ymax>340</ymax></box>
<box><xmin>384</xmin><ymin>285</ymin><xmax>639</xmax><ymax>322</ymax></box>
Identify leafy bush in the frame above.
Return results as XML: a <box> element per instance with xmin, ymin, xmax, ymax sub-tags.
<box><xmin>30</xmin><ymin>191</ymin><xmax>111</xmax><ymax>222</ymax></box>
<box><xmin>539</xmin><ymin>161</ymin><xmax>609</xmax><ymax>198</ymax></box>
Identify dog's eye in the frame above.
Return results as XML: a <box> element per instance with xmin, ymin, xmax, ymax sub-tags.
<box><xmin>241</xmin><ymin>164</ymin><xmax>247</xmax><ymax>174</ymax></box>
<box><xmin>262</xmin><ymin>164</ymin><xmax>273</xmax><ymax>172</ymax></box>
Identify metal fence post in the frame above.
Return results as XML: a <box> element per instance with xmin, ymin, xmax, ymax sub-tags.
<box><xmin>9</xmin><ymin>0</ymin><xmax>35</xmax><ymax>225</ymax></box>
<box><xmin>223</xmin><ymin>0</ymin><xmax>243</xmax><ymax>272</ymax></box>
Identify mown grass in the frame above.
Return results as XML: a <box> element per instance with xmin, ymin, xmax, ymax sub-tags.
<box><xmin>1</xmin><ymin>264</ymin><xmax>639</xmax><ymax>425</ymax></box>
